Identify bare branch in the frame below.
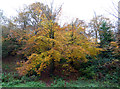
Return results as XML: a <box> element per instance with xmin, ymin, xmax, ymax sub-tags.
<box><xmin>105</xmin><ymin>9</ymin><xmax>118</xmax><ymax>18</ymax></box>
<box><xmin>112</xmin><ymin>1</ymin><xmax>118</xmax><ymax>12</ymax></box>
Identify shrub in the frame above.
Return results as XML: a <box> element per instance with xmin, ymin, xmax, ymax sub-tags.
<box><xmin>2</xmin><ymin>29</ymin><xmax>26</xmax><ymax>57</ymax></box>
<box><xmin>51</xmin><ymin>78</ymin><xmax>66</xmax><ymax>87</ymax></box>
<box><xmin>109</xmin><ymin>41</ymin><xmax>120</xmax><ymax>59</ymax></box>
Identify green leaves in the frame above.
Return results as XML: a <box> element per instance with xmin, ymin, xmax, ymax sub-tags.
<box><xmin>99</xmin><ymin>21</ymin><xmax>114</xmax><ymax>48</ymax></box>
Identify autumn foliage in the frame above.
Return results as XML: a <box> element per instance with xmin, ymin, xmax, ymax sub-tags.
<box><xmin>14</xmin><ymin>15</ymin><xmax>102</xmax><ymax>76</ymax></box>
<box><xmin>2</xmin><ymin>2</ymin><xmax>103</xmax><ymax>77</ymax></box>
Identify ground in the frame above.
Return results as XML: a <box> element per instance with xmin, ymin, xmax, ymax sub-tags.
<box><xmin>1</xmin><ymin>55</ymin><xmax>120</xmax><ymax>87</ymax></box>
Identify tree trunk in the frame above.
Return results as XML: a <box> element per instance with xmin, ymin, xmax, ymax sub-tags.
<box><xmin>118</xmin><ymin>1</ymin><xmax>120</xmax><ymax>48</ymax></box>
<box><xmin>49</xmin><ymin>19</ymin><xmax>55</xmax><ymax>77</ymax></box>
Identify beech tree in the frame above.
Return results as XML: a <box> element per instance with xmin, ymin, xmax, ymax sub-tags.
<box><xmin>14</xmin><ymin>2</ymin><xmax>61</xmax><ymax>31</ymax></box>
<box><xmin>16</xmin><ymin>14</ymin><xmax>102</xmax><ymax>76</ymax></box>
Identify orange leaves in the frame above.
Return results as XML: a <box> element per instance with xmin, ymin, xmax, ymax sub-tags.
<box><xmin>16</xmin><ymin>16</ymin><xmax>102</xmax><ymax>77</ymax></box>
<box><xmin>64</xmin><ymin>45</ymin><xmax>88</xmax><ymax>63</ymax></box>
<box><xmin>16</xmin><ymin>24</ymin><xmax>102</xmax><ymax>76</ymax></box>
<box><xmin>110</xmin><ymin>41</ymin><xmax>118</xmax><ymax>47</ymax></box>
<box><xmin>109</xmin><ymin>41</ymin><xmax>120</xmax><ymax>57</ymax></box>
<box><xmin>61</xmin><ymin>63</ymin><xmax>77</xmax><ymax>75</ymax></box>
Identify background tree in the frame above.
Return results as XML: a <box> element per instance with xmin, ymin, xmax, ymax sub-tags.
<box><xmin>118</xmin><ymin>1</ymin><xmax>120</xmax><ymax>48</ymax></box>
<box><xmin>88</xmin><ymin>14</ymin><xmax>113</xmax><ymax>43</ymax></box>
<box><xmin>105</xmin><ymin>1</ymin><xmax>120</xmax><ymax>59</ymax></box>
<box><xmin>99</xmin><ymin>21</ymin><xmax>115</xmax><ymax>48</ymax></box>
<box><xmin>98</xmin><ymin>21</ymin><xmax>115</xmax><ymax>58</ymax></box>
<box><xmin>14</xmin><ymin>2</ymin><xmax>61</xmax><ymax>32</ymax></box>
<box><xmin>106</xmin><ymin>1</ymin><xmax>120</xmax><ymax>48</ymax></box>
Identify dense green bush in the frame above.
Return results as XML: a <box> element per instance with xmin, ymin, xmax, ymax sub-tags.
<box><xmin>51</xmin><ymin>78</ymin><xmax>66</xmax><ymax>87</ymax></box>
<box><xmin>2</xmin><ymin>38</ymin><xmax>19</xmax><ymax>57</ymax></box>
<box><xmin>2</xmin><ymin>29</ymin><xmax>26</xmax><ymax>58</ymax></box>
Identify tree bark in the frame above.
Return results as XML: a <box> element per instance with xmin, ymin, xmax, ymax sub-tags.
<box><xmin>118</xmin><ymin>1</ymin><xmax>120</xmax><ymax>48</ymax></box>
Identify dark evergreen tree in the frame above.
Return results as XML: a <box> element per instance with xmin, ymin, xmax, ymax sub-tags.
<box><xmin>99</xmin><ymin>21</ymin><xmax>115</xmax><ymax>58</ymax></box>
<box><xmin>99</xmin><ymin>21</ymin><xmax>114</xmax><ymax>48</ymax></box>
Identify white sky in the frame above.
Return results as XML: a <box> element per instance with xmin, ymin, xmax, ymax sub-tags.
<box><xmin>0</xmin><ymin>0</ymin><xmax>119</xmax><ymax>26</ymax></box>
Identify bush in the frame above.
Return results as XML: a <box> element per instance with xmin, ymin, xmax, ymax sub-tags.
<box><xmin>2</xmin><ymin>72</ymin><xmax>45</xmax><ymax>87</ymax></box>
<box><xmin>51</xmin><ymin>78</ymin><xmax>66</xmax><ymax>87</ymax></box>
<box><xmin>110</xmin><ymin>41</ymin><xmax>120</xmax><ymax>59</ymax></box>
<box><xmin>79</xmin><ymin>65</ymin><xmax>96</xmax><ymax>79</ymax></box>
<box><xmin>2</xmin><ymin>73</ymin><xmax>13</xmax><ymax>82</ymax></box>
<box><xmin>2</xmin><ymin>29</ymin><xmax>27</xmax><ymax>58</ymax></box>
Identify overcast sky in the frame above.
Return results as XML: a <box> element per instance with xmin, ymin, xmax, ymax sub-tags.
<box><xmin>0</xmin><ymin>0</ymin><xmax>119</xmax><ymax>25</ymax></box>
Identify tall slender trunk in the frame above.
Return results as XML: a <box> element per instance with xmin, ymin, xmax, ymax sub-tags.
<box><xmin>118</xmin><ymin>1</ymin><xmax>120</xmax><ymax>48</ymax></box>
<box><xmin>118</xmin><ymin>22</ymin><xmax>120</xmax><ymax>48</ymax></box>
<box><xmin>49</xmin><ymin>17</ymin><xmax>55</xmax><ymax>77</ymax></box>
<box><xmin>95</xmin><ymin>29</ymin><xmax>98</xmax><ymax>44</ymax></box>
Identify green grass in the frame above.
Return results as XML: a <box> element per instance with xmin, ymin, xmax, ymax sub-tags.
<box><xmin>50</xmin><ymin>77</ymin><xmax>119</xmax><ymax>87</ymax></box>
<box><xmin>2</xmin><ymin>72</ymin><xmax>120</xmax><ymax>88</ymax></box>
<box><xmin>2</xmin><ymin>66</ymin><xmax>120</xmax><ymax>88</ymax></box>
<box><xmin>2</xmin><ymin>81</ymin><xmax>46</xmax><ymax>87</ymax></box>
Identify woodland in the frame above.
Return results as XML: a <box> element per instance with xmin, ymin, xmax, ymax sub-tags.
<box><xmin>1</xmin><ymin>1</ymin><xmax>120</xmax><ymax>88</ymax></box>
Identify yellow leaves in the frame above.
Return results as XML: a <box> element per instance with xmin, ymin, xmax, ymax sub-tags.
<box><xmin>16</xmin><ymin>18</ymin><xmax>102</xmax><ymax>77</ymax></box>
<box><xmin>61</xmin><ymin>64</ymin><xmax>76</xmax><ymax>74</ymax></box>
<box><xmin>50</xmin><ymin>50</ymin><xmax>61</xmax><ymax>62</ymax></box>
<box><xmin>44</xmin><ymin>56</ymin><xmax>50</xmax><ymax>62</ymax></box>
<box><xmin>110</xmin><ymin>41</ymin><xmax>118</xmax><ymax>47</ymax></box>
<box><xmin>109</xmin><ymin>41</ymin><xmax>120</xmax><ymax>57</ymax></box>
<box><xmin>62</xmin><ymin>64</ymin><xmax>69</xmax><ymax>67</ymax></box>
<box><xmin>38</xmin><ymin>9</ymin><xmax>42</xmax><ymax>13</ymax></box>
